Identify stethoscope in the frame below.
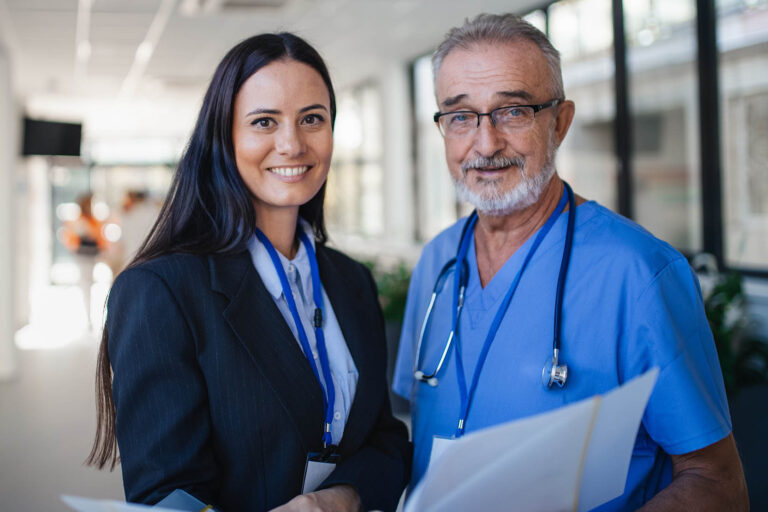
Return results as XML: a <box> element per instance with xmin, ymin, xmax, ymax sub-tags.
<box><xmin>413</xmin><ymin>181</ymin><xmax>576</xmax><ymax>392</ymax></box>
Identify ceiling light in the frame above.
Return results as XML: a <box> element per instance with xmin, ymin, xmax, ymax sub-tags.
<box><xmin>135</xmin><ymin>42</ymin><xmax>154</xmax><ymax>63</ymax></box>
<box><xmin>76</xmin><ymin>40</ymin><xmax>91</xmax><ymax>62</ymax></box>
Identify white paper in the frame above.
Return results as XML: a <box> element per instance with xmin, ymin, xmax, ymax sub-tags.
<box><xmin>577</xmin><ymin>368</ymin><xmax>659</xmax><ymax>511</ymax></box>
<box><xmin>302</xmin><ymin>460</ymin><xmax>337</xmax><ymax>494</ymax></box>
<box><xmin>429</xmin><ymin>436</ymin><xmax>455</xmax><ymax>467</ymax></box>
<box><xmin>61</xmin><ymin>495</ymin><xmax>182</xmax><ymax>512</ymax></box>
<box><xmin>405</xmin><ymin>368</ymin><xmax>659</xmax><ymax>512</ymax></box>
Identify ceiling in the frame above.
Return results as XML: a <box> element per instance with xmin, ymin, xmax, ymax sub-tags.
<box><xmin>0</xmin><ymin>0</ymin><xmax>533</xmax><ymax>118</ymax></box>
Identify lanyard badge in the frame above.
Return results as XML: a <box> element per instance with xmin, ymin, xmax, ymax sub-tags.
<box><xmin>254</xmin><ymin>227</ymin><xmax>338</xmax><ymax>449</ymax></box>
<box><xmin>255</xmin><ymin>227</ymin><xmax>342</xmax><ymax>493</ymax></box>
<box><xmin>302</xmin><ymin>446</ymin><xmax>341</xmax><ymax>493</ymax></box>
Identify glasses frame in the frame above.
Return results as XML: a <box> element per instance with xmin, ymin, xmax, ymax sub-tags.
<box><xmin>433</xmin><ymin>98</ymin><xmax>563</xmax><ymax>138</ymax></box>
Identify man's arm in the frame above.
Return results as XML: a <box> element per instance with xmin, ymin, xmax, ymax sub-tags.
<box><xmin>638</xmin><ymin>433</ymin><xmax>748</xmax><ymax>511</ymax></box>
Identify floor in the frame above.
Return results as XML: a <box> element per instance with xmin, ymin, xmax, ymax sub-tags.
<box><xmin>0</xmin><ymin>331</ymin><xmax>125</xmax><ymax>512</ymax></box>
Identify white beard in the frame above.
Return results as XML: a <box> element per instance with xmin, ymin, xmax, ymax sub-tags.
<box><xmin>453</xmin><ymin>139</ymin><xmax>558</xmax><ymax>216</ymax></box>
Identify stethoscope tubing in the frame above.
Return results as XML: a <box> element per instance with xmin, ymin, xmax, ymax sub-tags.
<box><xmin>413</xmin><ymin>214</ymin><xmax>477</xmax><ymax>385</ymax></box>
<box><xmin>414</xmin><ymin>182</ymin><xmax>576</xmax><ymax>398</ymax></box>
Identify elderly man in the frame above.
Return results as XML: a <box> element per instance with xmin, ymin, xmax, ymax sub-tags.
<box><xmin>392</xmin><ymin>13</ymin><xmax>748</xmax><ymax>510</ymax></box>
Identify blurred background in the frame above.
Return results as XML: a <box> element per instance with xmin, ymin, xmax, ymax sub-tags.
<box><xmin>1</xmin><ymin>0</ymin><xmax>767</xmax><ymax>510</ymax></box>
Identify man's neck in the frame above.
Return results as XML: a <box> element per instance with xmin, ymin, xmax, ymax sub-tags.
<box><xmin>473</xmin><ymin>175</ymin><xmax>564</xmax><ymax>288</ymax></box>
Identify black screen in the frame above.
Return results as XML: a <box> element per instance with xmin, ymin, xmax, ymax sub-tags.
<box><xmin>22</xmin><ymin>118</ymin><xmax>82</xmax><ymax>156</ymax></box>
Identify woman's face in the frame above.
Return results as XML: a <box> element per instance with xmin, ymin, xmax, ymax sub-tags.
<box><xmin>232</xmin><ymin>58</ymin><xmax>333</xmax><ymax>219</ymax></box>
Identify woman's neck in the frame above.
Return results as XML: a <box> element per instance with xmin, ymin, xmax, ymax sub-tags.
<box><xmin>254</xmin><ymin>204</ymin><xmax>300</xmax><ymax>259</ymax></box>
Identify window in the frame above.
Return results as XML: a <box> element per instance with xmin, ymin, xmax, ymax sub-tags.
<box><xmin>327</xmin><ymin>84</ymin><xmax>385</xmax><ymax>238</ymax></box>
<box><xmin>405</xmin><ymin>0</ymin><xmax>768</xmax><ymax>274</ymax></box>
<box><xmin>548</xmin><ymin>0</ymin><xmax>618</xmax><ymax>209</ymax></box>
<box><xmin>412</xmin><ymin>54</ymin><xmax>459</xmax><ymax>241</ymax></box>
<box><xmin>625</xmin><ymin>0</ymin><xmax>702</xmax><ymax>252</ymax></box>
<box><xmin>719</xmin><ymin>0</ymin><xmax>768</xmax><ymax>268</ymax></box>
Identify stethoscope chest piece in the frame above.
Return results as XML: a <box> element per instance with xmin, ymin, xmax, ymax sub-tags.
<box><xmin>414</xmin><ymin>370</ymin><xmax>439</xmax><ymax>387</ymax></box>
<box><xmin>542</xmin><ymin>350</ymin><xmax>568</xmax><ymax>389</ymax></box>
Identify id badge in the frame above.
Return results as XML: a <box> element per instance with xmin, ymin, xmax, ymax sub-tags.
<box><xmin>428</xmin><ymin>435</ymin><xmax>456</xmax><ymax>469</ymax></box>
<box><xmin>302</xmin><ymin>450</ymin><xmax>340</xmax><ymax>494</ymax></box>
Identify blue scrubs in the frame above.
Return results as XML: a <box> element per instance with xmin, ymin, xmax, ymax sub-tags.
<box><xmin>393</xmin><ymin>201</ymin><xmax>731</xmax><ymax>510</ymax></box>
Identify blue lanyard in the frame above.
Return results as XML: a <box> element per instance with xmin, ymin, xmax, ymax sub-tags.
<box><xmin>254</xmin><ymin>227</ymin><xmax>336</xmax><ymax>447</ymax></box>
<box><xmin>452</xmin><ymin>190</ymin><xmax>570</xmax><ymax>437</ymax></box>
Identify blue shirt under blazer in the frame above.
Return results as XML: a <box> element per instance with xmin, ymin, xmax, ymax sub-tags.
<box><xmin>108</xmin><ymin>245</ymin><xmax>411</xmax><ymax>511</ymax></box>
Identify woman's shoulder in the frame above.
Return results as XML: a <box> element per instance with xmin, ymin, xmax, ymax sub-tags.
<box><xmin>114</xmin><ymin>253</ymin><xmax>210</xmax><ymax>291</ymax></box>
<box><xmin>316</xmin><ymin>244</ymin><xmax>371</xmax><ymax>277</ymax></box>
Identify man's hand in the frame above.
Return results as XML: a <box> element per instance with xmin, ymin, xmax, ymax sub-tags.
<box><xmin>638</xmin><ymin>433</ymin><xmax>749</xmax><ymax>511</ymax></box>
<box><xmin>268</xmin><ymin>485</ymin><xmax>362</xmax><ymax>512</ymax></box>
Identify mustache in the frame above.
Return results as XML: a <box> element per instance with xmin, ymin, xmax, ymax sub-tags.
<box><xmin>461</xmin><ymin>155</ymin><xmax>525</xmax><ymax>175</ymax></box>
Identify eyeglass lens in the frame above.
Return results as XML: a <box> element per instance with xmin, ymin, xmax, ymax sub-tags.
<box><xmin>439</xmin><ymin>106</ymin><xmax>535</xmax><ymax>137</ymax></box>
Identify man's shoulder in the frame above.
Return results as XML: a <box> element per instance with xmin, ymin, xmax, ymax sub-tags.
<box><xmin>422</xmin><ymin>217</ymin><xmax>469</xmax><ymax>257</ymax></box>
<box><xmin>413</xmin><ymin>217</ymin><xmax>469</xmax><ymax>277</ymax></box>
<box><xmin>579</xmin><ymin>202</ymin><xmax>685</xmax><ymax>266</ymax></box>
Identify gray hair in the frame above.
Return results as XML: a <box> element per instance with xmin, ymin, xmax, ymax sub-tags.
<box><xmin>432</xmin><ymin>13</ymin><xmax>564</xmax><ymax>99</ymax></box>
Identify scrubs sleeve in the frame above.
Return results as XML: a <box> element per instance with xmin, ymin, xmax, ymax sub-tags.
<box><xmin>392</xmin><ymin>256</ymin><xmax>428</xmax><ymax>400</ymax></box>
<box><xmin>621</xmin><ymin>257</ymin><xmax>732</xmax><ymax>455</ymax></box>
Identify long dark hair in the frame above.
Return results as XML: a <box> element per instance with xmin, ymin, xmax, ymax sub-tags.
<box><xmin>86</xmin><ymin>32</ymin><xmax>337</xmax><ymax>469</ymax></box>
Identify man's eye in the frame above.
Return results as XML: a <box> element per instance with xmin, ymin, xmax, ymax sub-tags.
<box><xmin>505</xmin><ymin>108</ymin><xmax>524</xmax><ymax>118</ymax></box>
<box><xmin>449</xmin><ymin>113</ymin><xmax>473</xmax><ymax>124</ymax></box>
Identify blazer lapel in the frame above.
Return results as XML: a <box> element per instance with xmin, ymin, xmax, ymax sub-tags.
<box><xmin>316</xmin><ymin>247</ymin><xmax>378</xmax><ymax>452</ymax></box>
<box><xmin>209</xmin><ymin>250</ymin><xmax>325</xmax><ymax>452</ymax></box>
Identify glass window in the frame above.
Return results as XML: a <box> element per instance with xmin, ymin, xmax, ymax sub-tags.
<box><xmin>412</xmin><ymin>54</ymin><xmax>459</xmax><ymax>241</ymax></box>
<box><xmin>327</xmin><ymin>84</ymin><xmax>384</xmax><ymax>238</ymax></box>
<box><xmin>549</xmin><ymin>0</ymin><xmax>614</xmax><ymax>63</ymax></box>
<box><xmin>548</xmin><ymin>0</ymin><xmax>618</xmax><ymax>209</ymax></box>
<box><xmin>625</xmin><ymin>0</ymin><xmax>702</xmax><ymax>252</ymax></box>
<box><xmin>718</xmin><ymin>0</ymin><xmax>768</xmax><ymax>268</ymax></box>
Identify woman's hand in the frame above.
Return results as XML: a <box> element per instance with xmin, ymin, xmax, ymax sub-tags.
<box><xmin>268</xmin><ymin>485</ymin><xmax>362</xmax><ymax>512</ymax></box>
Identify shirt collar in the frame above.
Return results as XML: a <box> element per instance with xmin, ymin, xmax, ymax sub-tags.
<box><xmin>247</xmin><ymin>218</ymin><xmax>316</xmax><ymax>301</ymax></box>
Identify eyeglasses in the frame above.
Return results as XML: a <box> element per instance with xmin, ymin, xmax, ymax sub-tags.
<box><xmin>433</xmin><ymin>99</ymin><xmax>563</xmax><ymax>139</ymax></box>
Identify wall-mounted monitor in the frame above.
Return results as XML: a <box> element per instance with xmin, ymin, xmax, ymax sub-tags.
<box><xmin>22</xmin><ymin>117</ymin><xmax>82</xmax><ymax>157</ymax></box>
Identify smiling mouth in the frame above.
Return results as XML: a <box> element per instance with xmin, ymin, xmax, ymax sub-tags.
<box><xmin>268</xmin><ymin>165</ymin><xmax>311</xmax><ymax>177</ymax></box>
<box><xmin>462</xmin><ymin>156</ymin><xmax>525</xmax><ymax>176</ymax></box>
<box><xmin>474</xmin><ymin>165</ymin><xmax>510</xmax><ymax>172</ymax></box>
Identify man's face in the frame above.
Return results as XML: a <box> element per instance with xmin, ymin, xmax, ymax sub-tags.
<box><xmin>435</xmin><ymin>40</ymin><xmax>574</xmax><ymax>214</ymax></box>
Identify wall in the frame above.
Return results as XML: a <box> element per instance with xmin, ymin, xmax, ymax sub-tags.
<box><xmin>0</xmin><ymin>45</ymin><xmax>17</xmax><ymax>380</ymax></box>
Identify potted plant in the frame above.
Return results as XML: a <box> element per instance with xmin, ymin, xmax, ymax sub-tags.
<box><xmin>366</xmin><ymin>260</ymin><xmax>413</xmax><ymax>415</ymax></box>
<box><xmin>695</xmin><ymin>253</ymin><xmax>768</xmax><ymax>508</ymax></box>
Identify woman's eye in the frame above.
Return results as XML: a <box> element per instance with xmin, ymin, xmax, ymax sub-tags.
<box><xmin>251</xmin><ymin>117</ymin><xmax>275</xmax><ymax>129</ymax></box>
<box><xmin>302</xmin><ymin>113</ymin><xmax>325</xmax><ymax>125</ymax></box>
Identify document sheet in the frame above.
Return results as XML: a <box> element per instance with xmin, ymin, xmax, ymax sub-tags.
<box><xmin>61</xmin><ymin>495</ymin><xmax>171</xmax><ymax>512</ymax></box>
<box><xmin>404</xmin><ymin>367</ymin><xmax>659</xmax><ymax>512</ymax></box>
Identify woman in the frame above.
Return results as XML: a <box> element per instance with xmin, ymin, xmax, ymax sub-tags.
<box><xmin>87</xmin><ymin>33</ymin><xmax>411</xmax><ymax>512</ymax></box>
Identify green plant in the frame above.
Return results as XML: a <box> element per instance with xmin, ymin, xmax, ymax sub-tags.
<box><xmin>703</xmin><ymin>269</ymin><xmax>768</xmax><ymax>395</ymax></box>
<box><xmin>365</xmin><ymin>261</ymin><xmax>412</xmax><ymax>323</ymax></box>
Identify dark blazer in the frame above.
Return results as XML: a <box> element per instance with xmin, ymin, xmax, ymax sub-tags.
<box><xmin>107</xmin><ymin>245</ymin><xmax>411</xmax><ymax>511</ymax></box>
